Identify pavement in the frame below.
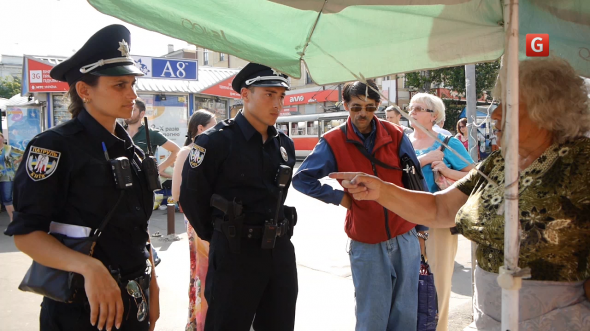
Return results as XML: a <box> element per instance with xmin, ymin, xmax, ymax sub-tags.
<box><xmin>0</xmin><ymin>175</ymin><xmax>473</xmax><ymax>331</ymax></box>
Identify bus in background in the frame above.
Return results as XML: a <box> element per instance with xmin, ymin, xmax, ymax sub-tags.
<box><xmin>276</xmin><ymin>111</ymin><xmax>386</xmax><ymax>159</ymax></box>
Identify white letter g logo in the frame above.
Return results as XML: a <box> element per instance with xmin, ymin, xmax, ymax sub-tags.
<box><xmin>531</xmin><ymin>37</ymin><xmax>543</xmax><ymax>52</ymax></box>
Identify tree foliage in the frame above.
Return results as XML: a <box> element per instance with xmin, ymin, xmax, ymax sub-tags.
<box><xmin>405</xmin><ymin>59</ymin><xmax>500</xmax><ymax>101</ymax></box>
<box><xmin>0</xmin><ymin>77</ymin><xmax>21</xmax><ymax>99</ymax></box>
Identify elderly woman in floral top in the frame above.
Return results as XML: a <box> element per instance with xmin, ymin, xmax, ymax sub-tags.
<box><xmin>330</xmin><ymin>57</ymin><xmax>590</xmax><ymax>330</ymax></box>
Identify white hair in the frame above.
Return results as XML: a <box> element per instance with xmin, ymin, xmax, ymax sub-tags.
<box><xmin>409</xmin><ymin>93</ymin><xmax>446</xmax><ymax>124</ymax></box>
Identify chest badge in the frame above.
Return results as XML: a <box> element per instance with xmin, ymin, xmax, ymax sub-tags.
<box><xmin>280</xmin><ymin>146</ymin><xmax>288</xmax><ymax>162</ymax></box>
<box><xmin>189</xmin><ymin>145</ymin><xmax>206</xmax><ymax>168</ymax></box>
<box><xmin>26</xmin><ymin>146</ymin><xmax>61</xmax><ymax>181</ymax></box>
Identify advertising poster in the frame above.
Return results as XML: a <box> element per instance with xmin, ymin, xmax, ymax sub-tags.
<box><xmin>52</xmin><ymin>94</ymin><xmax>70</xmax><ymax>126</ymax></box>
<box><xmin>26</xmin><ymin>58</ymin><xmax>69</xmax><ymax>93</ymax></box>
<box><xmin>139</xmin><ymin>95</ymin><xmax>188</xmax><ymax>165</ymax></box>
<box><xmin>7</xmin><ymin>106</ymin><xmax>42</xmax><ymax>150</ymax></box>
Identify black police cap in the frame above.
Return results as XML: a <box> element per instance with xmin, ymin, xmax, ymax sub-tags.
<box><xmin>50</xmin><ymin>24</ymin><xmax>143</xmax><ymax>85</ymax></box>
<box><xmin>231</xmin><ymin>63</ymin><xmax>290</xmax><ymax>93</ymax></box>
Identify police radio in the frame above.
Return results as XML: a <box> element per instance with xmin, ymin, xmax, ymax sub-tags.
<box><xmin>261</xmin><ymin>165</ymin><xmax>292</xmax><ymax>249</ymax></box>
<box><xmin>142</xmin><ymin>117</ymin><xmax>162</xmax><ymax>191</ymax></box>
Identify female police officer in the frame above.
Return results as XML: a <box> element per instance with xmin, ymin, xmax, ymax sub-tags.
<box><xmin>4</xmin><ymin>25</ymin><xmax>159</xmax><ymax>331</ymax></box>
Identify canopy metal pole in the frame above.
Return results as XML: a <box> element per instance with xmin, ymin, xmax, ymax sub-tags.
<box><xmin>502</xmin><ymin>0</ymin><xmax>521</xmax><ymax>330</ymax></box>
<box><xmin>464</xmin><ymin>63</ymin><xmax>478</xmax><ymax>319</ymax></box>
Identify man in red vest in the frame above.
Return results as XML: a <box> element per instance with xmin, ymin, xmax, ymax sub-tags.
<box><xmin>293</xmin><ymin>80</ymin><xmax>427</xmax><ymax>330</ymax></box>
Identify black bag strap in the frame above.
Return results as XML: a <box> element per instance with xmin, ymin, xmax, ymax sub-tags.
<box><xmin>440</xmin><ymin>136</ymin><xmax>452</xmax><ymax>152</ymax></box>
<box><xmin>91</xmin><ymin>191</ymin><xmax>126</xmax><ymax>239</ymax></box>
<box><xmin>352</xmin><ymin>143</ymin><xmax>404</xmax><ymax>171</ymax></box>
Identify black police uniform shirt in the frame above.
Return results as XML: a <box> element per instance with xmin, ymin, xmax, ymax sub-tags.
<box><xmin>5</xmin><ymin>108</ymin><xmax>154</xmax><ymax>276</ymax></box>
<box><xmin>180</xmin><ymin>111</ymin><xmax>296</xmax><ymax>242</ymax></box>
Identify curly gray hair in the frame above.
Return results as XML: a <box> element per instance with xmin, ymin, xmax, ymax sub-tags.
<box><xmin>493</xmin><ymin>57</ymin><xmax>590</xmax><ymax>144</ymax></box>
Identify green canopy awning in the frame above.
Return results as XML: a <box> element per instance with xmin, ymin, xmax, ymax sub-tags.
<box><xmin>87</xmin><ymin>0</ymin><xmax>590</xmax><ymax>82</ymax></box>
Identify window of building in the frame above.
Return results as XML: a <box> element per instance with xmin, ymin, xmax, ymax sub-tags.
<box><xmin>220</xmin><ymin>53</ymin><xmax>225</xmax><ymax>61</ymax></box>
<box><xmin>305</xmin><ymin>70</ymin><xmax>313</xmax><ymax>85</ymax></box>
<box><xmin>204</xmin><ymin>49</ymin><xmax>209</xmax><ymax>65</ymax></box>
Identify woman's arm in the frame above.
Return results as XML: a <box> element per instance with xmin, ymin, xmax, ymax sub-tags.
<box><xmin>14</xmin><ymin>231</ymin><xmax>124</xmax><ymax>330</ymax></box>
<box><xmin>432</xmin><ymin>161</ymin><xmax>475</xmax><ymax>181</ymax></box>
<box><xmin>171</xmin><ymin>147</ymin><xmax>190</xmax><ymax>202</ymax></box>
<box><xmin>329</xmin><ymin>172</ymin><xmax>469</xmax><ymax>228</ymax></box>
<box><xmin>418</xmin><ymin>148</ymin><xmax>444</xmax><ymax>167</ymax></box>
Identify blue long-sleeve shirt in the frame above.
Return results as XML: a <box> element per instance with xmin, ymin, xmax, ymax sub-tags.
<box><xmin>293</xmin><ymin>120</ymin><xmax>429</xmax><ymax>232</ymax></box>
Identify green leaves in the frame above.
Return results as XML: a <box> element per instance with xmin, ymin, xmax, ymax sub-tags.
<box><xmin>404</xmin><ymin>59</ymin><xmax>500</xmax><ymax>101</ymax></box>
<box><xmin>0</xmin><ymin>77</ymin><xmax>21</xmax><ymax>99</ymax></box>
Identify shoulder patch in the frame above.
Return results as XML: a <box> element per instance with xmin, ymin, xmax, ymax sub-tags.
<box><xmin>26</xmin><ymin>146</ymin><xmax>61</xmax><ymax>181</ymax></box>
<box><xmin>189</xmin><ymin>145</ymin><xmax>206</xmax><ymax>168</ymax></box>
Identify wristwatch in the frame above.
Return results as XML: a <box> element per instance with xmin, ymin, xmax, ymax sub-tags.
<box><xmin>417</xmin><ymin>232</ymin><xmax>429</xmax><ymax>240</ymax></box>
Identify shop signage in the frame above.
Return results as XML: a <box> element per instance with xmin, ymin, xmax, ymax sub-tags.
<box><xmin>132</xmin><ymin>56</ymin><xmax>198</xmax><ymax>80</ymax></box>
<box><xmin>283</xmin><ymin>90</ymin><xmax>339</xmax><ymax>106</ymax></box>
<box><xmin>7</xmin><ymin>106</ymin><xmax>42</xmax><ymax>151</ymax></box>
<box><xmin>200</xmin><ymin>76</ymin><xmax>241</xmax><ymax>98</ymax></box>
<box><xmin>25</xmin><ymin>58</ymin><xmax>69</xmax><ymax>93</ymax></box>
<box><xmin>280</xmin><ymin>107</ymin><xmax>296</xmax><ymax>116</ymax></box>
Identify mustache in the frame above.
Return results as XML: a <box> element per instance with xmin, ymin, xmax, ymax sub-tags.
<box><xmin>357</xmin><ymin>116</ymin><xmax>369</xmax><ymax>120</ymax></box>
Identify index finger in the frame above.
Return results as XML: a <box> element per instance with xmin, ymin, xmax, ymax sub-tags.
<box><xmin>89</xmin><ymin>298</ymin><xmax>99</xmax><ymax>326</ymax></box>
<box><xmin>115</xmin><ymin>296</ymin><xmax>124</xmax><ymax>330</ymax></box>
<box><xmin>329</xmin><ymin>172</ymin><xmax>362</xmax><ymax>180</ymax></box>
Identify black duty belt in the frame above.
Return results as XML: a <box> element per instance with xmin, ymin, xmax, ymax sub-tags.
<box><xmin>214</xmin><ymin>218</ymin><xmax>290</xmax><ymax>239</ymax></box>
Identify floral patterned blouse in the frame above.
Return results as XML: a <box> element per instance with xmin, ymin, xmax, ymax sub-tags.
<box><xmin>454</xmin><ymin>137</ymin><xmax>590</xmax><ymax>281</ymax></box>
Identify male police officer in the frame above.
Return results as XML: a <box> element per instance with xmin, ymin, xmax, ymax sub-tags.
<box><xmin>180</xmin><ymin>63</ymin><xmax>297</xmax><ymax>331</ymax></box>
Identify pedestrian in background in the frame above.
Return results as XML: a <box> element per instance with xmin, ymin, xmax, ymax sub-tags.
<box><xmin>385</xmin><ymin>105</ymin><xmax>413</xmax><ymax>135</ymax></box>
<box><xmin>0</xmin><ymin>131</ymin><xmax>24</xmax><ymax>222</ymax></box>
<box><xmin>172</xmin><ymin>109</ymin><xmax>216</xmax><ymax>331</ymax></box>
<box><xmin>125</xmin><ymin>98</ymin><xmax>180</xmax><ymax>178</ymax></box>
<box><xmin>409</xmin><ymin>93</ymin><xmax>474</xmax><ymax>331</ymax></box>
<box><xmin>293</xmin><ymin>80</ymin><xmax>426</xmax><ymax>331</ymax></box>
<box><xmin>125</xmin><ymin>98</ymin><xmax>180</xmax><ymax>266</ymax></box>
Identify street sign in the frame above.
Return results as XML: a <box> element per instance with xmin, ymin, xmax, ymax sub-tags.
<box><xmin>132</xmin><ymin>56</ymin><xmax>198</xmax><ymax>80</ymax></box>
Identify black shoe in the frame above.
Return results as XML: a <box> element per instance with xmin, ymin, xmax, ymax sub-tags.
<box><xmin>154</xmin><ymin>256</ymin><xmax>162</xmax><ymax>267</ymax></box>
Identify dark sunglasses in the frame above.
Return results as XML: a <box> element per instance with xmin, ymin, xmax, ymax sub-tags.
<box><xmin>409</xmin><ymin>105</ymin><xmax>434</xmax><ymax>113</ymax></box>
<box><xmin>350</xmin><ymin>105</ymin><xmax>378</xmax><ymax>112</ymax></box>
<box><xmin>126</xmin><ymin>280</ymin><xmax>147</xmax><ymax>322</ymax></box>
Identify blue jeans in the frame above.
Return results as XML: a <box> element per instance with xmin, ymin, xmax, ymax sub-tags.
<box><xmin>349</xmin><ymin>228</ymin><xmax>421</xmax><ymax>331</ymax></box>
<box><xmin>0</xmin><ymin>181</ymin><xmax>13</xmax><ymax>206</ymax></box>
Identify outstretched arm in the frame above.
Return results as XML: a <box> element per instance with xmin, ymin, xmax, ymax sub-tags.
<box><xmin>329</xmin><ymin>172</ymin><xmax>468</xmax><ymax>228</ymax></box>
<box><xmin>292</xmin><ymin>138</ymin><xmax>347</xmax><ymax>208</ymax></box>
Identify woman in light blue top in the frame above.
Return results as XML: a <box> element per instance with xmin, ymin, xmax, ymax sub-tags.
<box><xmin>409</xmin><ymin>93</ymin><xmax>474</xmax><ymax>331</ymax></box>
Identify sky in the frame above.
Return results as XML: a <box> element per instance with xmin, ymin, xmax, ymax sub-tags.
<box><xmin>0</xmin><ymin>0</ymin><xmax>191</xmax><ymax>58</ymax></box>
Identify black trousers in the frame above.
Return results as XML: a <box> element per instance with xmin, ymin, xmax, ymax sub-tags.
<box><xmin>204</xmin><ymin>231</ymin><xmax>298</xmax><ymax>331</ymax></box>
<box><xmin>39</xmin><ymin>289</ymin><xmax>150</xmax><ymax>331</ymax></box>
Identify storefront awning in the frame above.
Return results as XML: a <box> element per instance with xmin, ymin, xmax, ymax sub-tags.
<box><xmin>21</xmin><ymin>54</ymin><xmax>239</xmax><ymax>97</ymax></box>
<box><xmin>136</xmin><ymin>67</ymin><xmax>239</xmax><ymax>95</ymax></box>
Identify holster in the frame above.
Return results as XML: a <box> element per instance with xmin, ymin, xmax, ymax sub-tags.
<box><xmin>283</xmin><ymin>205</ymin><xmax>297</xmax><ymax>237</ymax></box>
<box><xmin>220</xmin><ymin>214</ymin><xmax>244</xmax><ymax>254</ymax></box>
<box><xmin>211</xmin><ymin>194</ymin><xmax>245</xmax><ymax>254</ymax></box>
